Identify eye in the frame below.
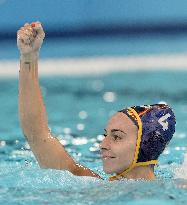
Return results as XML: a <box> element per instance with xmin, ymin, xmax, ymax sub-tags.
<box><xmin>112</xmin><ymin>135</ymin><xmax>121</xmax><ymax>141</ymax></box>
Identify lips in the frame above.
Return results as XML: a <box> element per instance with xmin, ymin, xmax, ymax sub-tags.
<box><xmin>101</xmin><ymin>155</ymin><xmax>116</xmax><ymax>159</ymax></box>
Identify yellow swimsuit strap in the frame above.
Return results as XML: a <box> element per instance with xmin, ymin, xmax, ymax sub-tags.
<box><xmin>109</xmin><ymin>107</ymin><xmax>158</xmax><ymax>181</ymax></box>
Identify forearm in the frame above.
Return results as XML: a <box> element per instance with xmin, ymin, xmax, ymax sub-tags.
<box><xmin>18</xmin><ymin>53</ymin><xmax>49</xmax><ymax>143</ymax></box>
<box><xmin>18</xmin><ymin>53</ymin><xmax>74</xmax><ymax>170</ymax></box>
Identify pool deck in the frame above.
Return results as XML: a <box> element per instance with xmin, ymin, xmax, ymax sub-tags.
<box><xmin>1</xmin><ymin>53</ymin><xmax>187</xmax><ymax>77</ymax></box>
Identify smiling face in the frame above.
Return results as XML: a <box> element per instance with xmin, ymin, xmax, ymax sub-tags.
<box><xmin>100</xmin><ymin>112</ymin><xmax>138</xmax><ymax>174</ymax></box>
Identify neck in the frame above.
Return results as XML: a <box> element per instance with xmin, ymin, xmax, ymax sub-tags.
<box><xmin>120</xmin><ymin>165</ymin><xmax>155</xmax><ymax>180</ymax></box>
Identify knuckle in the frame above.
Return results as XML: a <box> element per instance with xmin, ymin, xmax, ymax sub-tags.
<box><xmin>24</xmin><ymin>30</ymin><xmax>30</xmax><ymax>35</ymax></box>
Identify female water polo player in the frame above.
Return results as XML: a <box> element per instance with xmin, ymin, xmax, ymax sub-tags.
<box><xmin>17</xmin><ymin>22</ymin><xmax>176</xmax><ymax>181</ymax></box>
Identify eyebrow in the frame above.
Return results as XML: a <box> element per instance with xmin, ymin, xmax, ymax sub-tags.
<box><xmin>104</xmin><ymin>129</ymin><xmax>127</xmax><ymax>135</ymax></box>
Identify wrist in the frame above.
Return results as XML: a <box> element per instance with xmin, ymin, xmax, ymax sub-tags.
<box><xmin>20</xmin><ymin>52</ymin><xmax>39</xmax><ymax>62</ymax></box>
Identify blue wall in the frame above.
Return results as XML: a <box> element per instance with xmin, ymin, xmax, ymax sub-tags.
<box><xmin>1</xmin><ymin>0</ymin><xmax>187</xmax><ymax>36</ymax></box>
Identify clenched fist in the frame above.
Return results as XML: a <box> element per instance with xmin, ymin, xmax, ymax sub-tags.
<box><xmin>17</xmin><ymin>21</ymin><xmax>45</xmax><ymax>56</ymax></box>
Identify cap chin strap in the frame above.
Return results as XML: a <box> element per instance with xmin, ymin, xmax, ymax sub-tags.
<box><xmin>109</xmin><ymin>108</ymin><xmax>158</xmax><ymax>181</ymax></box>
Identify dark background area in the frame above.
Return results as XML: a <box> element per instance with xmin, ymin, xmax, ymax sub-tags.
<box><xmin>1</xmin><ymin>0</ymin><xmax>187</xmax><ymax>40</ymax></box>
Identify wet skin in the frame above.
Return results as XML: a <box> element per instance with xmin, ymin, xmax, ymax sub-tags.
<box><xmin>100</xmin><ymin>112</ymin><xmax>138</xmax><ymax>174</ymax></box>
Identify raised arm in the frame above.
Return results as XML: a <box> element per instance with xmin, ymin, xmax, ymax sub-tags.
<box><xmin>17</xmin><ymin>22</ymin><xmax>100</xmax><ymax>178</ymax></box>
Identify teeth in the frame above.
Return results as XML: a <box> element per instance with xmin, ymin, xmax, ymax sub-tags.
<box><xmin>103</xmin><ymin>157</ymin><xmax>115</xmax><ymax>159</ymax></box>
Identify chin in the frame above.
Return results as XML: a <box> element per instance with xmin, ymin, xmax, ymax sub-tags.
<box><xmin>103</xmin><ymin>165</ymin><xmax>115</xmax><ymax>174</ymax></box>
<box><xmin>103</xmin><ymin>165</ymin><xmax>129</xmax><ymax>175</ymax></box>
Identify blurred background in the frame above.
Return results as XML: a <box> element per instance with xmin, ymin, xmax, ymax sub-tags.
<box><xmin>2</xmin><ymin>0</ymin><xmax>187</xmax><ymax>39</ymax></box>
<box><xmin>1</xmin><ymin>0</ymin><xmax>187</xmax><ymax>64</ymax></box>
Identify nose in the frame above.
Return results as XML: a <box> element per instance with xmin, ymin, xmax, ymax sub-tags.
<box><xmin>100</xmin><ymin>135</ymin><xmax>111</xmax><ymax>151</ymax></box>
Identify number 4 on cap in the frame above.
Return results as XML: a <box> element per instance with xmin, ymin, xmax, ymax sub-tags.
<box><xmin>158</xmin><ymin>113</ymin><xmax>171</xmax><ymax>131</ymax></box>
